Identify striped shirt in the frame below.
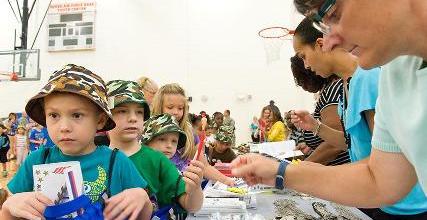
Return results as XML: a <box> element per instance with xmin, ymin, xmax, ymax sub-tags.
<box><xmin>304</xmin><ymin>79</ymin><xmax>351</xmax><ymax>166</ymax></box>
<box><xmin>15</xmin><ymin>134</ymin><xmax>27</xmax><ymax>148</ymax></box>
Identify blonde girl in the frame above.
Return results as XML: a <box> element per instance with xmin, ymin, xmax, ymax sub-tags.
<box><xmin>151</xmin><ymin>83</ymin><xmax>235</xmax><ymax>186</ymax></box>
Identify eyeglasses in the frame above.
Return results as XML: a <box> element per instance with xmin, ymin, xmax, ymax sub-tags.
<box><xmin>312</xmin><ymin>0</ymin><xmax>336</xmax><ymax>34</ymax></box>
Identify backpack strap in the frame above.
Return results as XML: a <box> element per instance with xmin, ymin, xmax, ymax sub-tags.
<box><xmin>106</xmin><ymin>148</ymin><xmax>119</xmax><ymax>197</ymax></box>
<box><xmin>42</xmin><ymin>147</ymin><xmax>50</xmax><ymax>164</ymax></box>
<box><xmin>173</xmin><ymin>175</ymin><xmax>186</xmax><ymax>220</ymax></box>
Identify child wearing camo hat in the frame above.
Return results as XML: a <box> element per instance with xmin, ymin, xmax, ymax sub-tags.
<box><xmin>141</xmin><ymin>113</ymin><xmax>204</xmax><ymax>212</ymax></box>
<box><xmin>207</xmin><ymin>125</ymin><xmax>237</xmax><ymax>165</ymax></box>
<box><xmin>107</xmin><ymin>80</ymin><xmax>203</xmax><ymax>213</ymax></box>
<box><xmin>2</xmin><ymin>64</ymin><xmax>152</xmax><ymax>220</ymax></box>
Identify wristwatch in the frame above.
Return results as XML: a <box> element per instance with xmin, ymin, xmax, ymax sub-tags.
<box><xmin>275</xmin><ymin>160</ymin><xmax>289</xmax><ymax>190</ymax></box>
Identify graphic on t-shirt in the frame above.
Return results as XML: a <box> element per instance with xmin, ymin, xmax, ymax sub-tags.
<box><xmin>0</xmin><ymin>136</ymin><xmax>9</xmax><ymax>148</ymax></box>
<box><xmin>84</xmin><ymin>166</ymin><xmax>107</xmax><ymax>202</ymax></box>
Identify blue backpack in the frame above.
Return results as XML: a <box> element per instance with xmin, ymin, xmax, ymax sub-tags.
<box><xmin>42</xmin><ymin>148</ymin><xmax>119</xmax><ymax>220</ymax></box>
<box><xmin>151</xmin><ymin>175</ymin><xmax>187</xmax><ymax>220</ymax></box>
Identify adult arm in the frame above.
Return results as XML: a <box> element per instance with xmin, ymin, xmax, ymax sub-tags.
<box><xmin>231</xmin><ymin>149</ymin><xmax>417</xmax><ymax>207</ymax></box>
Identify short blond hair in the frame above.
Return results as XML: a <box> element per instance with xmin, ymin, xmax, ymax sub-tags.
<box><xmin>137</xmin><ymin>76</ymin><xmax>159</xmax><ymax>94</ymax></box>
<box><xmin>151</xmin><ymin>83</ymin><xmax>195</xmax><ymax>159</ymax></box>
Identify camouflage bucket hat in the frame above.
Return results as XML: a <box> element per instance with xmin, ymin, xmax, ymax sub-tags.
<box><xmin>25</xmin><ymin>64</ymin><xmax>115</xmax><ymax>132</ymax></box>
<box><xmin>106</xmin><ymin>80</ymin><xmax>150</xmax><ymax>120</ymax></box>
<box><xmin>215</xmin><ymin>125</ymin><xmax>234</xmax><ymax>144</ymax></box>
<box><xmin>141</xmin><ymin>113</ymin><xmax>187</xmax><ymax>149</ymax></box>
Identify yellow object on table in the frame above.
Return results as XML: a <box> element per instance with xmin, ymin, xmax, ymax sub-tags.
<box><xmin>227</xmin><ymin>187</ymin><xmax>248</xmax><ymax>195</ymax></box>
<box><xmin>291</xmin><ymin>159</ymin><xmax>302</xmax><ymax>165</ymax></box>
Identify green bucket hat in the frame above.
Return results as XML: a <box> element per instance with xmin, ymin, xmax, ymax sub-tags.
<box><xmin>214</xmin><ymin>125</ymin><xmax>234</xmax><ymax>144</ymax></box>
<box><xmin>106</xmin><ymin>80</ymin><xmax>150</xmax><ymax>120</ymax></box>
<box><xmin>25</xmin><ymin>64</ymin><xmax>115</xmax><ymax>132</ymax></box>
<box><xmin>141</xmin><ymin>113</ymin><xmax>187</xmax><ymax>149</ymax></box>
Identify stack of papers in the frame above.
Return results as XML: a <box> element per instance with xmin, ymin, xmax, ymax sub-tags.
<box><xmin>194</xmin><ymin>198</ymin><xmax>246</xmax><ymax>216</ymax></box>
<box><xmin>250</xmin><ymin>140</ymin><xmax>304</xmax><ymax>161</ymax></box>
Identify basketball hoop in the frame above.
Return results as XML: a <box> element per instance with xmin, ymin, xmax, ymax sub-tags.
<box><xmin>258</xmin><ymin>27</ymin><xmax>295</xmax><ymax>64</ymax></box>
<box><xmin>0</xmin><ymin>71</ymin><xmax>19</xmax><ymax>82</ymax></box>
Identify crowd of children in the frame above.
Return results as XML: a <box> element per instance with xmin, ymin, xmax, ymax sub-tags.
<box><xmin>0</xmin><ymin>63</ymin><xmax>316</xmax><ymax>219</ymax></box>
<box><xmin>0</xmin><ymin>111</ymin><xmax>53</xmax><ymax>178</ymax></box>
<box><xmin>0</xmin><ymin>64</ymin><xmax>243</xmax><ymax>220</ymax></box>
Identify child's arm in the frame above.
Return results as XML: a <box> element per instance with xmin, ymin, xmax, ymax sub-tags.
<box><xmin>103</xmin><ymin>188</ymin><xmax>152</xmax><ymax>220</ymax></box>
<box><xmin>202</xmin><ymin>154</ymin><xmax>235</xmax><ymax>186</ymax></box>
<box><xmin>0</xmin><ymin>191</ymin><xmax>53</xmax><ymax>220</ymax></box>
<box><xmin>178</xmin><ymin>160</ymin><xmax>205</xmax><ymax>212</ymax></box>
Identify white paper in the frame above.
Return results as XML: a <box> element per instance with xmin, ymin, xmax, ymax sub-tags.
<box><xmin>251</xmin><ymin>140</ymin><xmax>297</xmax><ymax>157</ymax></box>
<box><xmin>33</xmin><ymin>161</ymin><xmax>84</xmax><ymax>217</ymax></box>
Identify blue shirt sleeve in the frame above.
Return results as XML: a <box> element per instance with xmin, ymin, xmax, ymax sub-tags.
<box><xmin>109</xmin><ymin>150</ymin><xmax>147</xmax><ymax>196</ymax></box>
<box><xmin>346</xmin><ymin>67</ymin><xmax>380</xmax><ymax>130</ymax></box>
<box><xmin>7</xmin><ymin>149</ymin><xmax>45</xmax><ymax>193</ymax></box>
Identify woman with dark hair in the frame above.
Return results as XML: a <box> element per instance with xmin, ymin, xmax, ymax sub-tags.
<box><xmin>290</xmin><ymin>56</ymin><xmax>349</xmax><ymax>165</ymax></box>
<box><xmin>232</xmin><ymin>16</ymin><xmax>427</xmax><ymax>219</ymax></box>
<box><xmin>232</xmin><ymin>0</ymin><xmax>427</xmax><ymax>213</ymax></box>
<box><xmin>266</xmin><ymin>106</ymin><xmax>288</xmax><ymax>142</ymax></box>
<box><xmin>258</xmin><ymin>106</ymin><xmax>271</xmax><ymax>143</ymax></box>
<box><xmin>290</xmin><ymin>55</ymin><xmax>336</xmax><ymax>94</ymax></box>
<box><xmin>290</xmin><ymin>17</ymin><xmax>427</xmax><ymax>219</ymax></box>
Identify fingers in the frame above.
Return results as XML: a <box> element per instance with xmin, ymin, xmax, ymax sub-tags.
<box><xmin>231</xmin><ymin>163</ymin><xmax>255</xmax><ymax>178</ymax></box>
<box><xmin>128</xmin><ymin>206</ymin><xmax>142</xmax><ymax>220</ymax></box>
<box><xmin>115</xmin><ymin>203</ymin><xmax>139</xmax><ymax>220</ymax></box>
<box><xmin>189</xmin><ymin>160</ymin><xmax>205</xmax><ymax>171</ymax></box>
<box><xmin>11</xmin><ymin>200</ymin><xmax>43</xmax><ymax>220</ymax></box>
<box><xmin>183</xmin><ymin>169</ymin><xmax>202</xmax><ymax>186</ymax></box>
<box><xmin>225</xmin><ymin>178</ymin><xmax>236</xmax><ymax>187</ymax></box>
<box><xmin>35</xmin><ymin>192</ymin><xmax>54</xmax><ymax>206</ymax></box>
<box><xmin>17</xmin><ymin>207</ymin><xmax>43</xmax><ymax>220</ymax></box>
<box><xmin>104</xmin><ymin>194</ymin><xmax>126</xmax><ymax>220</ymax></box>
<box><xmin>183</xmin><ymin>176</ymin><xmax>199</xmax><ymax>190</ymax></box>
<box><xmin>231</xmin><ymin>154</ymin><xmax>258</xmax><ymax>168</ymax></box>
<box><xmin>28</xmin><ymin>198</ymin><xmax>47</xmax><ymax>217</ymax></box>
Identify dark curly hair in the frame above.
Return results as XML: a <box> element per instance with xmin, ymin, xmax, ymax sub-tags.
<box><xmin>294</xmin><ymin>0</ymin><xmax>324</xmax><ymax>15</ymax></box>
<box><xmin>290</xmin><ymin>55</ymin><xmax>338</xmax><ymax>93</ymax></box>
<box><xmin>291</xmin><ymin>17</ymin><xmax>338</xmax><ymax>93</ymax></box>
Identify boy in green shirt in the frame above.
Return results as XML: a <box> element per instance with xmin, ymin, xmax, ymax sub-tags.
<box><xmin>107</xmin><ymin>80</ymin><xmax>204</xmax><ymax>213</ymax></box>
<box><xmin>207</xmin><ymin>125</ymin><xmax>237</xmax><ymax>165</ymax></box>
<box><xmin>1</xmin><ymin>64</ymin><xmax>152</xmax><ymax>220</ymax></box>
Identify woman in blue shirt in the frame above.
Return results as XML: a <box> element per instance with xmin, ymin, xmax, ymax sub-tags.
<box><xmin>291</xmin><ymin>17</ymin><xmax>427</xmax><ymax>219</ymax></box>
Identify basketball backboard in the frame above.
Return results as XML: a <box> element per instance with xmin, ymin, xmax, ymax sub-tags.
<box><xmin>0</xmin><ymin>49</ymin><xmax>41</xmax><ymax>81</ymax></box>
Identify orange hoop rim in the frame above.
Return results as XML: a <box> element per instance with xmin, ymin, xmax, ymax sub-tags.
<box><xmin>258</xmin><ymin>27</ymin><xmax>295</xmax><ymax>39</ymax></box>
<box><xmin>0</xmin><ymin>72</ymin><xmax>19</xmax><ymax>81</ymax></box>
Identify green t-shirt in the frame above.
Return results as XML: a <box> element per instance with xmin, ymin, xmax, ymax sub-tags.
<box><xmin>129</xmin><ymin>145</ymin><xmax>186</xmax><ymax>207</ymax></box>
<box><xmin>8</xmin><ymin>146</ymin><xmax>147</xmax><ymax>202</ymax></box>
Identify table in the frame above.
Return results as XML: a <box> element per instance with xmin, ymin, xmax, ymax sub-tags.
<box><xmin>189</xmin><ymin>189</ymin><xmax>372</xmax><ymax>219</ymax></box>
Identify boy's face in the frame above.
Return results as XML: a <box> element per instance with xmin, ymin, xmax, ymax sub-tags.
<box><xmin>148</xmin><ymin>132</ymin><xmax>179</xmax><ymax>159</ymax></box>
<box><xmin>44</xmin><ymin>92</ymin><xmax>107</xmax><ymax>155</ymax></box>
<box><xmin>109</xmin><ymin>102</ymin><xmax>145</xmax><ymax>143</ymax></box>
<box><xmin>162</xmin><ymin>94</ymin><xmax>185</xmax><ymax>122</ymax></box>
<box><xmin>215</xmin><ymin>140</ymin><xmax>231</xmax><ymax>153</ymax></box>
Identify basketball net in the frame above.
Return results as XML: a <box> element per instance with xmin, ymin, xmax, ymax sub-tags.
<box><xmin>259</xmin><ymin>27</ymin><xmax>295</xmax><ymax>64</ymax></box>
